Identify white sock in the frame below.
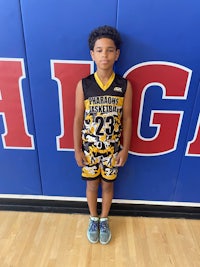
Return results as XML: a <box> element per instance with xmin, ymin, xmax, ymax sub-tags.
<box><xmin>90</xmin><ymin>216</ymin><xmax>99</xmax><ymax>221</ymax></box>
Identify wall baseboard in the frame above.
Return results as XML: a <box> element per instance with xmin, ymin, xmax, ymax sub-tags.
<box><xmin>0</xmin><ymin>198</ymin><xmax>200</xmax><ymax>219</ymax></box>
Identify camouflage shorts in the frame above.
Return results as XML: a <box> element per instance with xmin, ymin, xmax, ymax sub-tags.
<box><xmin>82</xmin><ymin>141</ymin><xmax>121</xmax><ymax>182</ymax></box>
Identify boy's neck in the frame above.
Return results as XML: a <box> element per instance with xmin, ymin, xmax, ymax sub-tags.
<box><xmin>96</xmin><ymin>70</ymin><xmax>114</xmax><ymax>85</ymax></box>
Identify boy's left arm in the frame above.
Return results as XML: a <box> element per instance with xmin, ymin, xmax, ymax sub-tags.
<box><xmin>116</xmin><ymin>80</ymin><xmax>133</xmax><ymax>166</ymax></box>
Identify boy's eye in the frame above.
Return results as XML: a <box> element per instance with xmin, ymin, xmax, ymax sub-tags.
<box><xmin>96</xmin><ymin>48</ymin><xmax>115</xmax><ymax>53</ymax></box>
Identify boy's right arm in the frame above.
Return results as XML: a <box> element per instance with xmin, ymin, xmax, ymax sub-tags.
<box><xmin>73</xmin><ymin>80</ymin><xmax>86</xmax><ymax>167</ymax></box>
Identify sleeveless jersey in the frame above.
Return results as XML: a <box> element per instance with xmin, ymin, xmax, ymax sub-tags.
<box><xmin>82</xmin><ymin>73</ymin><xmax>127</xmax><ymax>147</ymax></box>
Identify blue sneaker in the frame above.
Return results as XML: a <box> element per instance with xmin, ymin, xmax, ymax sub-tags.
<box><xmin>99</xmin><ymin>218</ymin><xmax>111</xmax><ymax>245</ymax></box>
<box><xmin>87</xmin><ymin>217</ymin><xmax>99</xmax><ymax>243</ymax></box>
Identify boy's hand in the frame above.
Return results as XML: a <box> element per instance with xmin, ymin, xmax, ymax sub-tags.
<box><xmin>115</xmin><ymin>149</ymin><xmax>129</xmax><ymax>167</ymax></box>
<box><xmin>75</xmin><ymin>150</ymin><xmax>87</xmax><ymax>167</ymax></box>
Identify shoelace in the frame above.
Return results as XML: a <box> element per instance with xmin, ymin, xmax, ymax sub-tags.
<box><xmin>100</xmin><ymin>221</ymin><xmax>108</xmax><ymax>232</ymax></box>
<box><xmin>89</xmin><ymin>220</ymin><xmax>98</xmax><ymax>232</ymax></box>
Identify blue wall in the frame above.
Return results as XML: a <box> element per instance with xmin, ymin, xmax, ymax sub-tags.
<box><xmin>0</xmin><ymin>0</ymin><xmax>200</xmax><ymax>203</ymax></box>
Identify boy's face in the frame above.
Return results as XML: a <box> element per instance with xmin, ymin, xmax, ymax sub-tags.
<box><xmin>90</xmin><ymin>38</ymin><xmax>120</xmax><ymax>71</ymax></box>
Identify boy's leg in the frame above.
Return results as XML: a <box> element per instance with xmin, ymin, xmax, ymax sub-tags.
<box><xmin>100</xmin><ymin>180</ymin><xmax>113</xmax><ymax>218</ymax></box>
<box><xmin>99</xmin><ymin>180</ymin><xmax>113</xmax><ymax>245</ymax></box>
<box><xmin>86</xmin><ymin>179</ymin><xmax>100</xmax><ymax>243</ymax></box>
<box><xmin>86</xmin><ymin>179</ymin><xmax>100</xmax><ymax>217</ymax></box>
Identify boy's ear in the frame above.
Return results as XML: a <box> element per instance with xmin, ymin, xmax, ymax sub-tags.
<box><xmin>90</xmin><ymin>50</ymin><xmax>94</xmax><ymax>60</ymax></box>
<box><xmin>115</xmin><ymin>49</ymin><xmax>120</xmax><ymax>61</ymax></box>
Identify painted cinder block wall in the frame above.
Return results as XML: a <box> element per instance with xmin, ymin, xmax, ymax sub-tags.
<box><xmin>0</xmin><ymin>0</ymin><xmax>200</xmax><ymax>203</ymax></box>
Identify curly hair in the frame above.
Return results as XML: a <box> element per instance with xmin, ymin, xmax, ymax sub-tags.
<box><xmin>88</xmin><ymin>25</ymin><xmax>121</xmax><ymax>50</ymax></box>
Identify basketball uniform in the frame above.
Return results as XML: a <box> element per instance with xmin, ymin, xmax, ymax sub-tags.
<box><xmin>81</xmin><ymin>72</ymin><xmax>127</xmax><ymax>182</ymax></box>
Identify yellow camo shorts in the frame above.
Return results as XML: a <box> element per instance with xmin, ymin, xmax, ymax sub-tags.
<box><xmin>82</xmin><ymin>142</ymin><xmax>120</xmax><ymax>182</ymax></box>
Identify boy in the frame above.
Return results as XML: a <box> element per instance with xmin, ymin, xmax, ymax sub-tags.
<box><xmin>73</xmin><ymin>25</ymin><xmax>132</xmax><ymax>245</ymax></box>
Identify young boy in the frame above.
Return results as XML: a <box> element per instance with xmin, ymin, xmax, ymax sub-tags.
<box><xmin>73</xmin><ymin>25</ymin><xmax>132</xmax><ymax>245</ymax></box>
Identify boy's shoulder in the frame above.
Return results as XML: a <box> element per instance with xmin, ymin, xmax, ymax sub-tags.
<box><xmin>82</xmin><ymin>74</ymin><xmax>95</xmax><ymax>88</ymax></box>
<box><xmin>82</xmin><ymin>73</ymin><xmax>94</xmax><ymax>81</ymax></box>
<box><xmin>115</xmin><ymin>73</ymin><xmax>127</xmax><ymax>81</ymax></box>
<box><xmin>114</xmin><ymin>73</ymin><xmax>128</xmax><ymax>88</ymax></box>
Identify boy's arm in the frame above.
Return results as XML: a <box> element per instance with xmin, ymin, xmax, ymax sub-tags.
<box><xmin>73</xmin><ymin>80</ymin><xmax>86</xmax><ymax>167</ymax></box>
<box><xmin>116</xmin><ymin>80</ymin><xmax>133</xmax><ymax>166</ymax></box>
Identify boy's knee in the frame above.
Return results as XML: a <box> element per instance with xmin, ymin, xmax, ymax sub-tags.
<box><xmin>101</xmin><ymin>181</ymin><xmax>113</xmax><ymax>193</ymax></box>
<box><xmin>87</xmin><ymin>179</ymin><xmax>99</xmax><ymax>192</ymax></box>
